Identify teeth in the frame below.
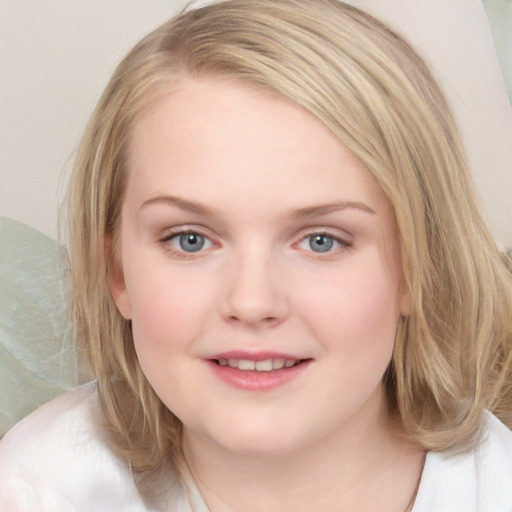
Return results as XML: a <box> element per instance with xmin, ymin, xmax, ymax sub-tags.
<box><xmin>239</xmin><ymin>359</ymin><xmax>256</xmax><ymax>371</ymax></box>
<box><xmin>272</xmin><ymin>358</ymin><xmax>285</xmax><ymax>369</ymax></box>
<box><xmin>255</xmin><ymin>360</ymin><xmax>273</xmax><ymax>371</ymax></box>
<box><xmin>219</xmin><ymin>358</ymin><xmax>300</xmax><ymax>371</ymax></box>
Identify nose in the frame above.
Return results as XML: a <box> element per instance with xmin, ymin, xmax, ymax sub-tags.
<box><xmin>219</xmin><ymin>250</ymin><xmax>290</xmax><ymax>328</ymax></box>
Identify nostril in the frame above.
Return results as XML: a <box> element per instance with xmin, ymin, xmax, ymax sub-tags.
<box><xmin>226</xmin><ymin>314</ymin><xmax>279</xmax><ymax>326</ymax></box>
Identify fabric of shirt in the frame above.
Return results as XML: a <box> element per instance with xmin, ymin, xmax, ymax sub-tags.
<box><xmin>0</xmin><ymin>383</ymin><xmax>511</xmax><ymax>511</ymax></box>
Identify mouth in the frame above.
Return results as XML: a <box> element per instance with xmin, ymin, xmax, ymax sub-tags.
<box><xmin>213</xmin><ymin>357</ymin><xmax>306</xmax><ymax>371</ymax></box>
<box><xmin>207</xmin><ymin>352</ymin><xmax>312</xmax><ymax>390</ymax></box>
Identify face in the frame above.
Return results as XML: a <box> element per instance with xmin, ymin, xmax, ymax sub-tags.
<box><xmin>111</xmin><ymin>77</ymin><xmax>407</xmax><ymax>456</ymax></box>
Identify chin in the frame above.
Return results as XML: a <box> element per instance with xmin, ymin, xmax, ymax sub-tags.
<box><xmin>204</xmin><ymin>415</ymin><xmax>311</xmax><ymax>457</ymax></box>
<box><xmin>218</xmin><ymin>434</ymin><xmax>298</xmax><ymax>457</ymax></box>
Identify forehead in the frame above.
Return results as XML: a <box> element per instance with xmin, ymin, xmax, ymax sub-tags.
<box><xmin>123</xmin><ymin>76</ymin><xmax>390</xmax><ymax>217</ymax></box>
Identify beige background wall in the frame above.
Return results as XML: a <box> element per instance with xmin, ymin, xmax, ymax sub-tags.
<box><xmin>0</xmin><ymin>0</ymin><xmax>186</xmax><ymax>239</ymax></box>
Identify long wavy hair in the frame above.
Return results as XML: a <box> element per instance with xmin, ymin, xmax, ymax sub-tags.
<box><xmin>66</xmin><ymin>0</ymin><xmax>512</xmax><ymax>497</ymax></box>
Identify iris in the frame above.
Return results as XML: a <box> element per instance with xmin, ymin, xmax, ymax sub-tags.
<box><xmin>178</xmin><ymin>233</ymin><xmax>205</xmax><ymax>252</ymax></box>
<box><xmin>309</xmin><ymin>235</ymin><xmax>334</xmax><ymax>253</ymax></box>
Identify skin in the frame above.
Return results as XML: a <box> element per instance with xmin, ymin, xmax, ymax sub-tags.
<box><xmin>110</xmin><ymin>77</ymin><xmax>424</xmax><ymax>511</ymax></box>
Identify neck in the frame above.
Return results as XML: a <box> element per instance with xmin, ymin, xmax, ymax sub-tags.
<box><xmin>182</xmin><ymin>389</ymin><xmax>425</xmax><ymax>512</ymax></box>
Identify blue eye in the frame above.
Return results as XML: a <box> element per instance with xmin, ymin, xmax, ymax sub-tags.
<box><xmin>170</xmin><ymin>232</ymin><xmax>209</xmax><ymax>253</ymax></box>
<box><xmin>298</xmin><ymin>233</ymin><xmax>347</xmax><ymax>253</ymax></box>
<box><xmin>308</xmin><ymin>234</ymin><xmax>335</xmax><ymax>253</ymax></box>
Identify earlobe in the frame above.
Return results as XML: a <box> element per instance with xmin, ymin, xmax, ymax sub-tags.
<box><xmin>105</xmin><ymin>236</ymin><xmax>132</xmax><ymax>320</ymax></box>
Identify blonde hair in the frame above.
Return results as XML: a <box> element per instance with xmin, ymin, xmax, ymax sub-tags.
<box><xmin>66</xmin><ymin>0</ymin><xmax>512</xmax><ymax>492</ymax></box>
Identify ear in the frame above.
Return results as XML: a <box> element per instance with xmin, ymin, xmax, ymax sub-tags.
<box><xmin>105</xmin><ymin>236</ymin><xmax>132</xmax><ymax>320</ymax></box>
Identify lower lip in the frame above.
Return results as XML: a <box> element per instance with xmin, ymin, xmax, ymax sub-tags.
<box><xmin>206</xmin><ymin>360</ymin><xmax>311</xmax><ymax>391</ymax></box>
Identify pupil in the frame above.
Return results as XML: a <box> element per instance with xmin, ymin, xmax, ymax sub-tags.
<box><xmin>180</xmin><ymin>233</ymin><xmax>205</xmax><ymax>252</ymax></box>
<box><xmin>310</xmin><ymin>235</ymin><xmax>333</xmax><ymax>253</ymax></box>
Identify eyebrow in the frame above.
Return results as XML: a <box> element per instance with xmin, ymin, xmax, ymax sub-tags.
<box><xmin>140</xmin><ymin>195</ymin><xmax>375</xmax><ymax>217</ymax></box>
<box><xmin>290</xmin><ymin>201</ymin><xmax>375</xmax><ymax>218</ymax></box>
<box><xmin>140</xmin><ymin>195</ymin><xmax>216</xmax><ymax>216</ymax></box>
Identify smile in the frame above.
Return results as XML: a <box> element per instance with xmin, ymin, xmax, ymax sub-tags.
<box><xmin>217</xmin><ymin>358</ymin><xmax>301</xmax><ymax>371</ymax></box>
<box><xmin>207</xmin><ymin>354</ymin><xmax>312</xmax><ymax>391</ymax></box>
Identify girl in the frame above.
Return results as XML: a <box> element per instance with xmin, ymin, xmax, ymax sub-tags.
<box><xmin>1</xmin><ymin>1</ymin><xmax>512</xmax><ymax>510</ymax></box>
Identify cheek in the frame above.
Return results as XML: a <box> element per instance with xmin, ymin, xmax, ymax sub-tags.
<box><xmin>125</xmin><ymin>267</ymin><xmax>208</xmax><ymax>402</ymax></box>
<box><xmin>300</xmin><ymin>259</ymin><xmax>401</xmax><ymax>355</ymax></box>
<box><xmin>123</xmin><ymin>256</ymin><xmax>216</xmax><ymax>353</ymax></box>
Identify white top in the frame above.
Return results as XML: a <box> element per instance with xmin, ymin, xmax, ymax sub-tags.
<box><xmin>1</xmin><ymin>383</ymin><xmax>511</xmax><ymax>511</ymax></box>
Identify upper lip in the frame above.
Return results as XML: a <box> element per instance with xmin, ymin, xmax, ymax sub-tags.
<box><xmin>208</xmin><ymin>350</ymin><xmax>306</xmax><ymax>362</ymax></box>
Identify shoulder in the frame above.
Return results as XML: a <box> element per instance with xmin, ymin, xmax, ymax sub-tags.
<box><xmin>476</xmin><ymin>412</ymin><xmax>512</xmax><ymax>506</ymax></box>
<box><xmin>413</xmin><ymin>412</ymin><xmax>512</xmax><ymax>512</ymax></box>
<box><xmin>0</xmin><ymin>382</ymin><xmax>189</xmax><ymax>512</ymax></box>
<box><xmin>0</xmin><ymin>381</ymin><xmax>102</xmax><ymax>474</ymax></box>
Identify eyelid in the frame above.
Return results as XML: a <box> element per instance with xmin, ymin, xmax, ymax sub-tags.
<box><xmin>159</xmin><ymin>223</ymin><xmax>216</xmax><ymax>240</ymax></box>
<box><xmin>297</xmin><ymin>226</ymin><xmax>352</xmax><ymax>242</ymax></box>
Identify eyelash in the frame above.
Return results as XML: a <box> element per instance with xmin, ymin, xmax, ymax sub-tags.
<box><xmin>158</xmin><ymin>228</ymin><xmax>352</xmax><ymax>258</ymax></box>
